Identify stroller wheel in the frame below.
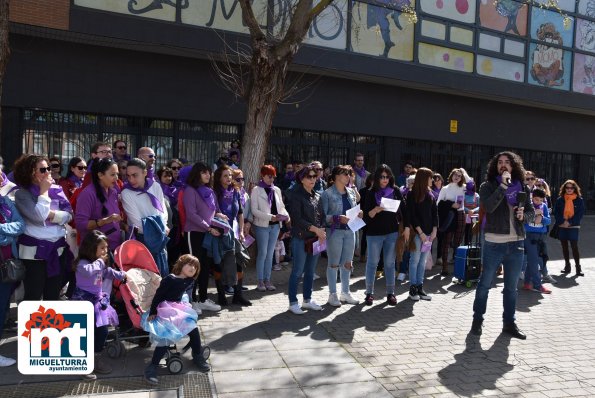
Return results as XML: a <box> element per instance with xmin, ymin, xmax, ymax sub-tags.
<box><xmin>167</xmin><ymin>357</ymin><xmax>183</xmax><ymax>374</ymax></box>
<box><xmin>201</xmin><ymin>346</ymin><xmax>211</xmax><ymax>360</ymax></box>
<box><xmin>106</xmin><ymin>341</ymin><xmax>122</xmax><ymax>359</ymax></box>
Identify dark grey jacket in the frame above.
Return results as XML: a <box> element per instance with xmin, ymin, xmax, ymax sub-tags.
<box><xmin>288</xmin><ymin>184</ymin><xmax>325</xmax><ymax>240</ymax></box>
<box><xmin>479</xmin><ymin>180</ymin><xmax>535</xmax><ymax>238</ymax></box>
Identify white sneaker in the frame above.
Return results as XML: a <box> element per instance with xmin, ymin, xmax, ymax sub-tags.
<box><xmin>542</xmin><ymin>274</ymin><xmax>558</xmax><ymax>284</ymax></box>
<box><xmin>288</xmin><ymin>303</ymin><xmax>305</xmax><ymax>315</ymax></box>
<box><xmin>191</xmin><ymin>302</ymin><xmax>203</xmax><ymax>315</ymax></box>
<box><xmin>340</xmin><ymin>292</ymin><xmax>360</xmax><ymax>305</ymax></box>
<box><xmin>302</xmin><ymin>299</ymin><xmax>323</xmax><ymax>311</ymax></box>
<box><xmin>397</xmin><ymin>273</ymin><xmax>406</xmax><ymax>281</ymax></box>
<box><xmin>313</xmin><ymin>273</ymin><xmax>321</xmax><ymax>280</ymax></box>
<box><xmin>197</xmin><ymin>299</ymin><xmax>221</xmax><ymax>312</ymax></box>
<box><xmin>0</xmin><ymin>355</ymin><xmax>16</xmax><ymax>367</ymax></box>
<box><xmin>327</xmin><ymin>293</ymin><xmax>341</xmax><ymax>307</ymax></box>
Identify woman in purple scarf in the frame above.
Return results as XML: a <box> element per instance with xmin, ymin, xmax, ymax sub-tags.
<box><xmin>13</xmin><ymin>154</ymin><xmax>73</xmax><ymax>301</ymax></box>
<box><xmin>362</xmin><ymin>164</ymin><xmax>406</xmax><ymax>306</ymax></box>
<box><xmin>60</xmin><ymin>157</ymin><xmax>86</xmax><ymax>199</ymax></box>
<box><xmin>251</xmin><ymin>165</ymin><xmax>290</xmax><ymax>292</ymax></box>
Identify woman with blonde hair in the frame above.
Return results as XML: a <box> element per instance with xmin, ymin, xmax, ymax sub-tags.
<box><xmin>553</xmin><ymin>180</ymin><xmax>585</xmax><ymax>276</ymax></box>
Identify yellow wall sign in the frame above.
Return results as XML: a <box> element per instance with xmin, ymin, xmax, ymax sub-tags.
<box><xmin>450</xmin><ymin>120</ymin><xmax>458</xmax><ymax>133</ymax></box>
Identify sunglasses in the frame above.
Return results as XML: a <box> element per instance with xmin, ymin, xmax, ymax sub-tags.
<box><xmin>235</xmin><ymin>178</ymin><xmax>245</xmax><ymax>182</ymax></box>
<box><xmin>526</xmin><ymin>177</ymin><xmax>535</xmax><ymax>181</ymax></box>
<box><xmin>565</xmin><ymin>186</ymin><xmax>575</xmax><ymax>190</ymax></box>
<box><xmin>76</xmin><ymin>165</ymin><xmax>87</xmax><ymax>171</ymax></box>
<box><xmin>379</xmin><ymin>175</ymin><xmax>389</xmax><ymax>180</ymax></box>
<box><xmin>38</xmin><ymin>167</ymin><xmax>51</xmax><ymax>173</ymax></box>
<box><xmin>146</xmin><ymin>154</ymin><xmax>155</xmax><ymax>159</ymax></box>
<box><xmin>170</xmin><ymin>166</ymin><xmax>181</xmax><ymax>170</ymax></box>
<box><xmin>304</xmin><ymin>174</ymin><xmax>317</xmax><ymax>180</ymax></box>
<box><xmin>50</xmin><ymin>163</ymin><xmax>61</xmax><ymax>169</ymax></box>
<box><xmin>117</xmin><ymin>146</ymin><xmax>127</xmax><ymax>150</ymax></box>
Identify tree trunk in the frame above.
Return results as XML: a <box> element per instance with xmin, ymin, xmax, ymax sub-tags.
<box><xmin>0</xmin><ymin>0</ymin><xmax>10</xmax><ymax>155</ymax></box>
<box><xmin>240</xmin><ymin>57</ymin><xmax>288</xmax><ymax>185</ymax></box>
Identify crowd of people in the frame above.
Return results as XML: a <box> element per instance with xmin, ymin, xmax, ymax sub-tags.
<box><xmin>0</xmin><ymin>143</ymin><xmax>586</xmax><ymax>382</ymax></box>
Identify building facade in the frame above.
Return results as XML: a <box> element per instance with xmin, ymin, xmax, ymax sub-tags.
<box><xmin>2</xmin><ymin>0</ymin><xmax>595</xmax><ymax>210</ymax></box>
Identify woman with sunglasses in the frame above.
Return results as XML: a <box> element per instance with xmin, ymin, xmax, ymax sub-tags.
<box><xmin>166</xmin><ymin>159</ymin><xmax>184</xmax><ymax>187</ymax></box>
<box><xmin>362</xmin><ymin>164</ymin><xmax>406</xmax><ymax>306</ymax></box>
<box><xmin>13</xmin><ymin>154</ymin><xmax>73</xmax><ymax>301</ymax></box>
<box><xmin>49</xmin><ymin>157</ymin><xmax>63</xmax><ymax>184</ymax></box>
<box><xmin>233</xmin><ymin>168</ymin><xmax>253</xmax><ymax>243</ymax></box>
<box><xmin>251</xmin><ymin>165</ymin><xmax>290</xmax><ymax>292</ymax></box>
<box><xmin>554</xmin><ymin>180</ymin><xmax>585</xmax><ymax>276</ymax></box>
<box><xmin>321</xmin><ymin>165</ymin><xmax>361</xmax><ymax>306</ymax></box>
<box><xmin>60</xmin><ymin>157</ymin><xmax>87</xmax><ymax>199</ymax></box>
<box><xmin>287</xmin><ymin>164</ymin><xmax>326</xmax><ymax>314</ymax></box>
<box><xmin>436</xmin><ymin>168</ymin><xmax>467</xmax><ymax>276</ymax></box>
<box><xmin>75</xmin><ymin>158</ymin><xmax>123</xmax><ymax>251</ymax></box>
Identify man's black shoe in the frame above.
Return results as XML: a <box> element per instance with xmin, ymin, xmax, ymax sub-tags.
<box><xmin>502</xmin><ymin>323</ymin><xmax>526</xmax><ymax>340</ymax></box>
<box><xmin>470</xmin><ymin>320</ymin><xmax>482</xmax><ymax>336</ymax></box>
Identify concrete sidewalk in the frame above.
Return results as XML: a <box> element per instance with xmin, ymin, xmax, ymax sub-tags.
<box><xmin>1</xmin><ymin>217</ymin><xmax>595</xmax><ymax>397</ymax></box>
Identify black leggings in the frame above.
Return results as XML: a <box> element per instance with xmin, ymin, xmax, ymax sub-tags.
<box><xmin>151</xmin><ymin>327</ymin><xmax>202</xmax><ymax>365</ymax></box>
<box><xmin>95</xmin><ymin>325</ymin><xmax>109</xmax><ymax>353</ymax></box>
<box><xmin>23</xmin><ymin>259</ymin><xmax>61</xmax><ymax>301</ymax></box>
<box><xmin>560</xmin><ymin>239</ymin><xmax>580</xmax><ymax>266</ymax></box>
<box><xmin>186</xmin><ymin>231</ymin><xmax>214</xmax><ymax>302</ymax></box>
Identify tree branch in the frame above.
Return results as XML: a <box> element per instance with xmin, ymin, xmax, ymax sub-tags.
<box><xmin>310</xmin><ymin>0</ymin><xmax>334</xmax><ymax>18</ymax></box>
<box><xmin>238</xmin><ymin>0</ymin><xmax>266</xmax><ymax>42</ymax></box>
<box><xmin>274</xmin><ymin>0</ymin><xmax>315</xmax><ymax>60</ymax></box>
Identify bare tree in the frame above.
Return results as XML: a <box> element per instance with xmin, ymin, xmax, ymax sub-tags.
<box><xmin>219</xmin><ymin>0</ymin><xmax>334</xmax><ymax>183</ymax></box>
<box><xmin>0</xmin><ymin>0</ymin><xmax>9</xmax><ymax>155</ymax></box>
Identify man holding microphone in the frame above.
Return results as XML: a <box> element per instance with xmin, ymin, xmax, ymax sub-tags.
<box><xmin>470</xmin><ymin>151</ymin><xmax>534</xmax><ymax>339</ymax></box>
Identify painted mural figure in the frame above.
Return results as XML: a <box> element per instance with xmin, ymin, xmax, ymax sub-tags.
<box><xmin>128</xmin><ymin>0</ymin><xmax>188</xmax><ymax>15</ymax></box>
<box><xmin>365</xmin><ymin>0</ymin><xmax>411</xmax><ymax>57</ymax></box>
<box><xmin>494</xmin><ymin>0</ymin><xmax>523</xmax><ymax>35</ymax></box>
<box><xmin>579</xmin><ymin>1</ymin><xmax>595</xmax><ymax>87</ymax></box>
<box><xmin>530</xmin><ymin>22</ymin><xmax>565</xmax><ymax>87</ymax></box>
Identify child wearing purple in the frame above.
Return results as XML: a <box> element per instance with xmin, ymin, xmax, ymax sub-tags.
<box><xmin>71</xmin><ymin>230</ymin><xmax>127</xmax><ymax>378</ymax></box>
<box><xmin>75</xmin><ymin>158</ymin><xmax>123</xmax><ymax>251</ymax></box>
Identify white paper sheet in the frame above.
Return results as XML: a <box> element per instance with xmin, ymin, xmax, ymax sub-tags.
<box><xmin>346</xmin><ymin>204</ymin><xmax>366</xmax><ymax>232</ymax></box>
<box><xmin>380</xmin><ymin>197</ymin><xmax>401</xmax><ymax>213</ymax></box>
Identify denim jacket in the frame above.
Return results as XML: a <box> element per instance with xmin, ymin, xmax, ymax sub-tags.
<box><xmin>0</xmin><ymin>195</ymin><xmax>26</xmax><ymax>256</ymax></box>
<box><xmin>320</xmin><ymin>185</ymin><xmax>357</xmax><ymax>228</ymax></box>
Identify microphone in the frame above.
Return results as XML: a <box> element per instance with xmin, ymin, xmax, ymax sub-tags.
<box><xmin>505</xmin><ymin>177</ymin><xmax>511</xmax><ymax>185</ymax></box>
<box><xmin>516</xmin><ymin>191</ymin><xmax>527</xmax><ymax>209</ymax></box>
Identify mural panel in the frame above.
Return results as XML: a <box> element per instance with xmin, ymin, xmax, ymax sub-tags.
<box><xmin>578</xmin><ymin>0</ymin><xmax>595</xmax><ymax>16</ymax></box>
<box><xmin>479</xmin><ymin>0</ymin><xmax>528</xmax><ymax>36</ymax></box>
<box><xmin>535</xmin><ymin>0</ymin><xmax>576</xmax><ymax>12</ymax></box>
<box><xmin>477</xmin><ymin>55</ymin><xmax>524</xmax><ymax>82</ymax></box>
<box><xmin>418</xmin><ymin>42</ymin><xmax>473</xmax><ymax>72</ymax></box>
<box><xmin>74</xmin><ymin>0</ymin><xmax>178</xmax><ymax>22</ymax></box>
<box><xmin>530</xmin><ymin>8</ymin><xmax>574</xmax><ymax>48</ymax></box>
<box><xmin>351</xmin><ymin>1</ymin><xmax>415</xmax><ymax>60</ymax></box>
<box><xmin>528</xmin><ymin>42</ymin><xmax>571</xmax><ymax>89</ymax></box>
<box><xmin>419</xmin><ymin>0</ymin><xmax>476</xmax><ymax>24</ymax></box>
<box><xmin>573</xmin><ymin>53</ymin><xmax>595</xmax><ymax>94</ymax></box>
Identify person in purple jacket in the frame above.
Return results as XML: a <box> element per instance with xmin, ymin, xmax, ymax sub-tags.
<box><xmin>71</xmin><ymin>230</ymin><xmax>126</xmax><ymax>378</ymax></box>
<box><xmin>183</xmin><ymin>162</ymin><xmax>227</xmax><ymax>313</ymax></box>
<box><xmin>75</xmin><ymin>158</ymin><xmax>123</xmax><ymax>251</ymax></box>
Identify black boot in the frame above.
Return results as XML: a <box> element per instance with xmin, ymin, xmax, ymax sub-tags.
<box><xmin>232</xmin><ymin>280</ymin><xmax>252</xmax><ymax>306</ymax></box>
<box><xmin>215</xmin><ymin>280</ymin><xmax>228</xmax><ymax>306</ymax></box>
<box><xmin>561</xmin><ymin>263</ymin><xmax>571</xmax><ymax>274</ymax></box>
<box><xmin>470</xmin><ymin>319</ymin><xmax>482</xmax><ymax>336</ymax></box>
<box><xmin>576</xmin><ymin>264</ymin><xmax>584</xmax><ymax>277</ymax></box>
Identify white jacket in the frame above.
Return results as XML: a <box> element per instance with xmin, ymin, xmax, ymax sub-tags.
<box><xmin>250</xmin><ymin>185</ymin><xmax>290</xmax><ymax>227</ymax></box>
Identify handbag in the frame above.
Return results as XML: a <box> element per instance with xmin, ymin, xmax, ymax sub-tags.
<box><xmin>0</xmin><ymin>242</ymin><xmax>25</xmax><ymax>283</ymax></box>
<box><xmin>304</xmin><ymin>237</ymin><xmax>318</xmax><ymax>254</ymax></box>
<box><xmin>549</xmin><ymin>224</ymin><xmax>559</xmax><ymax>240</ymax></box>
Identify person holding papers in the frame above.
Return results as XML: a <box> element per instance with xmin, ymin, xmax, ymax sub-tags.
<box><xmin>362</xmin><ymin>164</ymin><xmax>407</xmax><ymax>306</ymax></box>
<box><xmin>321</xmin><ymin>165</ymin><xmax>362</xmax><ymax>307</ymax></box>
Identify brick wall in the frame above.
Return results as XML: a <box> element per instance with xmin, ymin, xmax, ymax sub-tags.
<box><xmin>9</xmin><ymin>0</ymin><xmax>69</xmax><ymax>30</ymax></box>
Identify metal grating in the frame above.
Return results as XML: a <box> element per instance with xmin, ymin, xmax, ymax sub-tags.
<box><xmin>0</xmin><ymin>373</ymin><xmax>212</xmax><ymax>398</ymax></box>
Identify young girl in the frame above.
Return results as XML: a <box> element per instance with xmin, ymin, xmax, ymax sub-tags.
<box><xmin>143</xmin><ymin>254</ymin><xmax>210</xmax><ymax>385</ymax></box>
<box><xmin>71</xmin><ymin>230</ymin><xmax>127</xmax><ymax>378</ymax></box>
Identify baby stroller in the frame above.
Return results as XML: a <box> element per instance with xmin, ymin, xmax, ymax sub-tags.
<box><xmin>106</xmin><ymin>240</ymin><xmax>209</xmax><ymax>374</ymax></box>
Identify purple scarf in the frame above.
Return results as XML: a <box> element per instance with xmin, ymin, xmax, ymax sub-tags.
<box><xmin>353</xmin><ymin>165</ymin><xmax>367</xmax><ymax>179</ymax></box>
<box><xmin>431</xmin><ymin>187</ymin><xmax>441</xmax><ymax>200</ymax></box>
<box><xmin>160</xmin><ymin>181</ymin><xmax>178</xmax><ymax>207</ymax></box>
<box><xmin>258</xmin><ymin>180</ymin><xmax>275</xmax><ymax>207</ymax></box>
<box><xmin>29</xmin><ymin>184</ymin><xmax>72</xmax><ymax>214</ymax></box>
<box><xmin>197</xmin><ymin>185</ymin><xmax>217</xmax><ymax>211</ymax></box>
<box><xmin>496</xmin><ymin>176</ymin><xmax>523</xmax><ymax>207</ymax></box>
<box><xmin>219</xmin><ymin>186</ymin><xmax>235</xmax><ymax>212</ymax></box>
<box><xmin>239</xmin><ymin>187</ymin><xmax>247</xmax><ymax>207</ymax></box>
<box><xmin>125</xmin><ymin>178</ymin><xmax>163</xmax><ymax>212</ymax></box>
<box><xmin>69</xmin><ymin>174</ymin><xmax>83</xmax><ymax>189</ymax></box>
<box><xmin>375</xmin><ymin>187</ymin><xmax>395</xmax><ymax>205</ymax></box>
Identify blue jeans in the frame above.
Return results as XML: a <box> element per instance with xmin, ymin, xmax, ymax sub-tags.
<box><xmin>288</xmin><ymin>237</ymin><xmax>320</xmax><ymax>305</ymax></box>
<box><xmin>325</xmin><ymin>228</ymin><xmax>355</xmax><ymax>294</ymax></box>
<box><xmin>524</xmin><ymin>232</ymin><xmax>545</xmax><ymax>289</ymax></box>
<box><xmin>409</xmin><ymin>236</ymin><xmax>430</xmax><ymax>286</ymax></box>
<box><xmin>473</xmin><ymin>240</ymin><xmax>524</xmax><ymax>324</ymax></box>
<box><xmin>365</xmin><ymin>232</ymin><xmax>397</xmax><ymax>295</ymax></box>
<box><xmin>0</xmin><ymin>282</ymin><xmax>12</xmax><ymax>340</ymax></box>
<box><xmin>254</xmin><ymin>224</ymin><xmax>280</xmax><ymax>281</ymax></box>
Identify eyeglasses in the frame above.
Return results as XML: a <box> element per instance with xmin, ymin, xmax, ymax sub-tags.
<box><xmin>235</xmin><ymin>178</ymin><xmax>245</xmax><ymax>182</ymax></box>
<box><xmin>50</xmin><ymin>163</ymin><xmax>61</xmax><ymax>169</ymax></box>
<box><xmin>379</xmin><ymin>175</ymin><xmax>389</xmax><ymax>180</ymax></box>
<box><xmin>38</xmin><ymin>167</ymin><xmax>51</xmax><ymax>174</ymax></box>
<box><xmin>565</xmin><ymin>186</ymin><xmax>575</xmax><ymax>190</ymax></box>
<box><xmin>117</xmin><ymin>146</ymin><xmax>127</xmax><ymax>150</ymax></box>
<box><xmin>96</xmin><ymin>149</ymin><xmax>112</xmax><ymax>154</ymax></box>
<box><xmin>146</xmin><ymin>154</ymin><xmax>155</xmax><ymax>159</ymax></box>
<box><xmin>526</xmin><ymin>177</ymin><xmax>535</xmax><ymax>181</ymax></box>
<box><xmin>76</xmin><ymin>166</ymin><xmax>87</xmax><ymax>171</ymax></box>
<box><xmin>305</xmin><ymin>174</ymin><xmax>317</xmax><ymax>180</ymax></box>
<box><xmin>170</xmin><ymin>166</ymin><xmax>181</xmax><ymax>170</ymax></box>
